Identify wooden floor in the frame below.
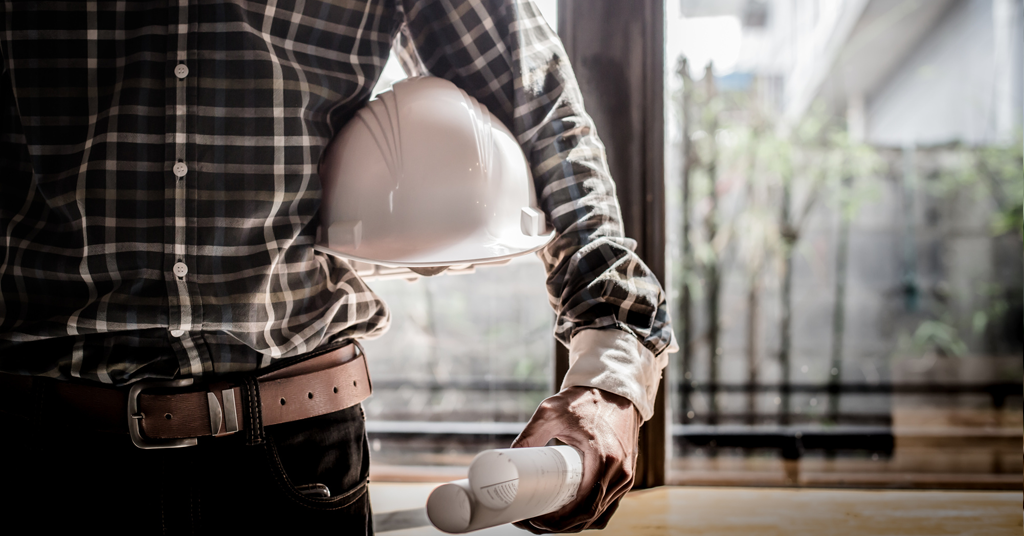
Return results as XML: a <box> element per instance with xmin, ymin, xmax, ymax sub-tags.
<box><xmin>369</xmin><ymin>483</ymin><xmax>1023</xmax><ymax>535</ymax></box>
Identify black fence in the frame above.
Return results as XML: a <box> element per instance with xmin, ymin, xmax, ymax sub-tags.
<box><xmin>675</xmin><ymin>380</ymin><xmax>1021</xmax><ymax>459</ymax></box>
<box><xmin>366</xmin><ymin>380</ymin><xmax>1021</xmax><ymax>460</ymax></box>
<box><xmin>677</xmin><ymin>381</ymin><xmax>1022</xmax><ymax>420</ymax></box>
<box><xmin>672</xmin><ymin>425</ymin><xmax>897</xmax><ymax>459</ymax></box>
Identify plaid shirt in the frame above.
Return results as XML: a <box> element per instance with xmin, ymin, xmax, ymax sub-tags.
<box><xmin>0</xmin><ymin>0</ymin><xmax>674</xmax><ymax>385</ymax></box>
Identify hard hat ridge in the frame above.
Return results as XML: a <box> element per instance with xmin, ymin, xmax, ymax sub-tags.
<box><xmin>460</xmin><ymin>87</ymin><xmax>494</xmax><ymax>177</ymax></box>
<box><xmin>355</xmin><ymin>89</ymin><xmax>403</xmax><ymax>185</ymax></box>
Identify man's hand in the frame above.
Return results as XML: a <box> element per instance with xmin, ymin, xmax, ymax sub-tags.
<box><xmin>510</xmin><ymin>386</ymin><xmax>641</xmax><ymax>533</ymax></box>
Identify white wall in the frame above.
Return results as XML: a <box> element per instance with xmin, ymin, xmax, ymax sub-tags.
<box><xmin>867</xmin><ymin>0</ymin><xmax>1024</xmax><ymax>147</ymax></box>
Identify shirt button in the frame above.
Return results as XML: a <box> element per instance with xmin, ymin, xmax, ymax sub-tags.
<box><xmin>172</xmin><ymin>162</ymin><xmax>188</xmax><ymax>177</ymax></box>
<box><xmin>172</xmin><ymin>262</ymin><xmax>189</xmax><ymax>278</ymax></box>
<box><xmin>170</xmin><ymin>329</ymin><xmax>185</xmax><ymax>338</ymax></box>
<box><xmin>174</xmin><ymin>63</ymin><xmax>189</xmax><ymax>79</ymax></box>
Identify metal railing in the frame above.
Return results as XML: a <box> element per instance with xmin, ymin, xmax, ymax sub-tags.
<box><xmin>365</xmin><ymin>380</ymin><xmax>1021</xmax><ymax>460</ymax></box>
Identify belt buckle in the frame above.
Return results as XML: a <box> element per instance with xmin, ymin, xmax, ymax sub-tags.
<box><xmin>127</xmin><ymin>378</ymin><xmax>199</xmax><ymax>449</ymax></box>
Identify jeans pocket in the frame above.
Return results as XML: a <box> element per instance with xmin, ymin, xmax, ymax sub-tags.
<box><xmin>263</xmin><ymin>404</ymin><xmax>371</xmax><ymax>512</ymax></box>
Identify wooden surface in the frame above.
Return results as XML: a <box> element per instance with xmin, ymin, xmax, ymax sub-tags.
<box><xmin>369</xmin><ymin>483</ymin><xmax>1022</xmax><ymax>535</ymax></box>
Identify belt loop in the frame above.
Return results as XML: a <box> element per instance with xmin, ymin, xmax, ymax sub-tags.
<box><xmin>241</xmin><ymin>376</ymin><xmax>265</xmax><ymax>446</ymax></box>
<box><xmin>353</xmin><ymin>340</ymin><xmax>372</xmax><ymax>393</ymax></box>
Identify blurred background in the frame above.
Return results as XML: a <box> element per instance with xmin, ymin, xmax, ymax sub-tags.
<box><xmin>363</xmin><ymin>0</ymin><xmax>1022</xmax><ymax>490</ymax></box>
<box><xmin>664</xmin><ymin>0</ymin><xmax>1021</xmax><ymax>489</ymax></box>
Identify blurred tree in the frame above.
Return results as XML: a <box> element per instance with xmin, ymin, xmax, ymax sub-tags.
<box><xmin>675</xmin><ymin>58</ymin><xmax>731</xmax><ymax>426</ymax></box>
<box><xmin>921</xmin><ymin>134</ymin><xmax>1024</xmax><ymax>357</ymax></box>
<box><xmin>675</xmin><ymin>57</ymin><xmax>696</xmax><ymax>424</ymax></box>
<box><xmin>697</xmin><ymin>63</ymin><xmax>723</xmax><ymax>425</ymax></box>
<box><xmin>674</xmin><ymin>57</ymin><xmax>887</xmax><ymax>426</ymax></box>
<box><xmin>774</xmin><ymin>104</ymin><xmax>838</xmax><ymax>425</ymax></box>
<box><xmin>825</xmin><ymin>133</ymin><xmax>883</xmax><ymax>422</ymax></box>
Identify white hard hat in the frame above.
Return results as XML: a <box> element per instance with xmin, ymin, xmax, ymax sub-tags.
<box><xmin>314</xmin><ymin>76</ymin><xmax>554</xmax><ymax>268</ymax></box>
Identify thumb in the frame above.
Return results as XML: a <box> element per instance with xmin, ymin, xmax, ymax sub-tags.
<box><xmin>511</xmin><ymin>412</ymin><xmax>560</xmax><ymax>449</ymax></box>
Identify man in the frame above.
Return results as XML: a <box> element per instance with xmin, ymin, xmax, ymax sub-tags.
<box><xmin>0</xmin><ymin>1</ymin><xmax>675</xmax><ymax>533</ymax></box>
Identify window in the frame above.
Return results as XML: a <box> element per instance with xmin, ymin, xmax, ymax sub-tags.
<box><xmin>665</xmin><ymin>0</ymin><xmax>1023</xmax><ymax>488</ymax></box>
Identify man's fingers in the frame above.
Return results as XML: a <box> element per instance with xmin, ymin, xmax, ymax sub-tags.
<box><xmin>586</xmin><ymin>496</ymin><xmax>623</xmax><ymax>531</ymax></box>
<box><xmin>599</xmin><ymin>475</ymin><xmax>633</xmax><ymax>515</ymax></box>
<box><xmin>512</xmin><ymin>520</ymin><xmax>549</xmax><ymax>535</ymax></box>
<box><xmin>600</xmin><ymin>455</ymin><xmax>636</xmax><ymax>511</ymax></box>
<box><xmin>528</xmin><ymin>481</ymin><xmax>607</xmax><ymax>533</ymax></box>
<box><xmin>595</xmin><ymin>410</ymin><xmax>640</xmax><ymax>511</ymax></box>
<box><xmin>530</xmin><ymin>519</ymin><xmax>587</xmax><ymax>534</ymax></box>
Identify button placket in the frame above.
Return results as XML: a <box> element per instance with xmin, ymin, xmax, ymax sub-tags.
<box><xmin>166</xmin><ymin>2</ymin><xmax>198</xmax><ymax>375</ymax></box>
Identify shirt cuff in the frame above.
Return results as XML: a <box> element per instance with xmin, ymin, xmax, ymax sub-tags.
<box><xmin>559</xmin><ymin>328</ymin><xmax>675</xmax><ymax>421</ymax></box>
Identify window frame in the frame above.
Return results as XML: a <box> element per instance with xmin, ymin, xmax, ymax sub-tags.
<box><xmin>557</xmin><ymin>0</ymin><xmax>668</xmax><ymax>489</ymax></box>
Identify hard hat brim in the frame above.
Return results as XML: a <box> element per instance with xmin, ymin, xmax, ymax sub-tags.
<box><xmin>313</xmin><ymin>230</ymin><xmax>555</xmax><ymax>268</ymax></box>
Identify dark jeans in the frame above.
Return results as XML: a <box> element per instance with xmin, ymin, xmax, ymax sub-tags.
<box><xmin>1</xmin><ymin>403</ymin><xmax>372</xmax><ymax>535</ymax></box>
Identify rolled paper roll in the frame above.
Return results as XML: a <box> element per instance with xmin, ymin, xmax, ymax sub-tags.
<box><xmin>426</xmin><ymin>446</ymin><xmax>583</xmax><ymax>534</ymax></box>
<box><xmin>427</xmin><ymin>480</ymin><xmax>476</xmax><ymax>533</ymax></box>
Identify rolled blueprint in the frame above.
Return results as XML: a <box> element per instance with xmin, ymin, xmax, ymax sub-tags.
<box><xmin>426</xmin><ymin>446</ymin><xmax>583</xmax><ymax>534</ymax></box>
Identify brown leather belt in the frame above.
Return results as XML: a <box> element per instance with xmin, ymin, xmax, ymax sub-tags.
<box><xmin>0</xmin><ymin>342</ymin><xmax>371</xmax><ymax>449</ymax></box>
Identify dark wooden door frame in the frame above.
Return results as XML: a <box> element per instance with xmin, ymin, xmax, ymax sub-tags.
<box><xmin>556</xmin><ymin>0</ymin><xmax>667</xmax><ymax>489</ymax></box>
